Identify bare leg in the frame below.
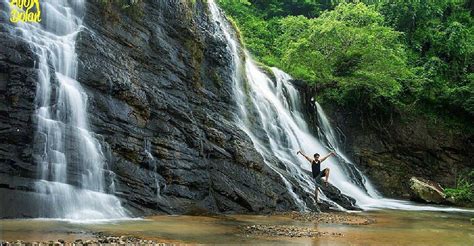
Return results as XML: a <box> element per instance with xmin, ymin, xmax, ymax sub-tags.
<box><xmin>315</xmin><ymin>187</ymin><xmax>319</xmax><ymax>203</ymax></box>
<box><xmin>325</xmin><ymin>168</ymin><xmax>330</xmax><ymax>186</ymax></box>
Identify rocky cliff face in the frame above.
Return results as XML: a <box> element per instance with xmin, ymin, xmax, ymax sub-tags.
<box><xmin>298</xmin><ymin>83</ymin><xmax>474</xmax><ymax>200</ymax></box>
<box><xmin>336</xmin><ymin>112</ymin><xmax>472</xmax><ymax>200</ymax></box>
<box><xmin>75</xmin><ymin>0</ymin><xmax>309</xmax><ymax>215</ymax></box>
<box><xmin>0</xmin><ymin>0</ymin><xmax>366</xmax><ymax>218</ymax></box>
<box><xmin>0</xmin><ymin>1</ymin><xmax>39</xmax><ymax>217</ymax></box>
<box><xmin>0</xmin><ymin>0</ymin><xmax>302</xmax><ymax>217</ymax></box>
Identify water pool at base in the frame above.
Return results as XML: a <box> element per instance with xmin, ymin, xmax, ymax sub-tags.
<box><xmin>1</xmin><ymin>210</ymin><xmax>472</xmax><ymax>245</ymax></box>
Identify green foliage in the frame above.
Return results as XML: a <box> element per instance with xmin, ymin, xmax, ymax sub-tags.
<box><xmin>218</xmin><ymin>0</ymin><xmax>280</xmax><ymax>64</ymax></box>
<box><xmin>378</xmin><ymin>0</ymin><xmax>474</xmax><ymax>116</ymax></box>
<box><xmin>217</xmin><ymin>0</ymin><xmax>473</xmax><ymax>123</ymax></box>
<box><xmin>247</xmin><ymin>0</ymin><xmax>322</xmax><ymax>18</ymax></box>
<box><xmin>445</xmin><ymin>171</ymin><xmax>474</xmax><ymax>204</ymax></box>
<box><xmin>279</xmin><ymin>4</ymin><xmax>417</xmax><ymax>111</ymax></box>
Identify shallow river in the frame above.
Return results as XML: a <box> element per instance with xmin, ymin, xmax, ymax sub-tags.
<box><xmin>1</xmin><ymin>210</ymin><xmax>473</xmax><ymax>245</ymax></box>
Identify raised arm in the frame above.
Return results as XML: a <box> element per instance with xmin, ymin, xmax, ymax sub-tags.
<box><xmin>297</xmin><ymin>150</ymin><xmax>313</xmax><ymax>163</ymax></box>
<box><xmin>319</xmin><ymin>151</ymin><xmax>336</xmax><ymax>162</ymax></box>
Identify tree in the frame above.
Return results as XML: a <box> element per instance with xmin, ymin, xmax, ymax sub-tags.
<box><xmin>279</xmin><ymin>3</ymin><xmax>417</xmax><ymax>111</ymax></box>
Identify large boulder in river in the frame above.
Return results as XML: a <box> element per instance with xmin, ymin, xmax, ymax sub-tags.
<box><xmin>409</xmin><ymin>177</ymin><xmax>449</xmax><ymax>204</ymax></box>
<box><xmin>319</xmin><ymin>183</ymin><xmax>359</xmax><ymax>211</ymax></box>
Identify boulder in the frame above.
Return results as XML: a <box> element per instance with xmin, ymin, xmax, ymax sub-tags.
<box><xmin>319</xmin><ymin>183</ymin><xmax>359</xmax><ymax>211</ymax></box>
<box><xmin>409</xmin><ymin>177</ymin><xmax>449</xmax><ymax>204</ymax></box>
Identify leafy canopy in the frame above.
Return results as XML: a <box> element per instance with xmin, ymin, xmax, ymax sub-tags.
<box><xmin>217</xmin><ymin>0</ymin><xmax>473</xmax><ymax>122</ymax></box>
<box><xmin>279</xmin><ymin>4</ymin><xmax>417</xmax><ymax>110</ymax></box>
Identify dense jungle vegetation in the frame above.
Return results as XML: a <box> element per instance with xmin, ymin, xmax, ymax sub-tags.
<box><xmin>217</xmin><ymin>0</ymin><xmax>473</xmax><ymax>128</ymax></box>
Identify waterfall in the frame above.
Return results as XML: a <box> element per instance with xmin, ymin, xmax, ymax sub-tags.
<box><xmin>207</xmin><ymin>1</ymin><xmax>473</xmax><ymax>212</ymax></box>
<box><xmin>144</xmin><ymin>138</ymin><xmax>160</xmax><ymax>204</ymax></box>
<box><xmin>208</xmin><ymin>0</ymin><xmax>365</xmax><ymax>209</ymax></box>
<box><xmin>208</xmin><ymin>0</ymin><xmax>307</xmax><ymax>210</ymax></box>
<box><xmin>314</xmin><ymin>102</ymin><xmax>381</xmax><ymax>198</ymax></box>
<box><xmin>5</xmin><ymin>0</ymin><xmax>127</xmax><ymax>219</ymax></box>
<box><xmin>242</xmin><ymin>58</ymin><xmax>378</xmax><ymax>208</ymax></box>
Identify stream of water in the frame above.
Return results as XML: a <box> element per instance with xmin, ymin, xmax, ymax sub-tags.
<box><xmin>0</xmin><ymin>210</ymin><xmax>472</xmax><ymax>245</ymax></box>
<box><xmin>207</xmin><ymin>0</ymin><xmax>473</xmax><ymax>213</ymax></box>
<box><xmin>4</xmin><ymin>0</ymin><xmax>127</xmax><ymax>219</ymax></box>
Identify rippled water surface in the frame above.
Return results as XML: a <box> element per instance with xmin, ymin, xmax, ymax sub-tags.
<box><xmin>0</xmin><ymin>210</ymin><xmax>473</xmax><ymax>245</ymax></box>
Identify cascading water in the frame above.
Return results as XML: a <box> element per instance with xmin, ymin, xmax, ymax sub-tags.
<box><xmin>314</xmin><ymin>102</ymin><xmax>381</xmax><ymax>198</ymax></box>
<box><xmin>208</xmin><ymin>0</ymin><xmax>367</xmax><ymax>209</ymax></box>
<box><xmin>208</xmin><ymin>0</ymin><xmax>471</xmax><ymax>212</ymax></box>
<box><xmin>5</xmin><ymin>0</ymin><xmax>127</xmax><ymax>219</ymax></box>
<box><xmin>144</xmin><ymin>139</ymin><xmax>161</xmax><ymax>203</ymax></box>
<box><xmin>242</xmin><ymin>58</ymin><xmax>377</xmax><ymax>209</ymax></box>
<box><xmin>209</xmin><ymin>0</ymin><xmax>311</xmax><ymax>210</ymax></box>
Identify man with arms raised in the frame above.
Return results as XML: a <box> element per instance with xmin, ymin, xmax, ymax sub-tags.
<box><xmin>297</xmin><ymin>150</ymin><xmax>336</xmax><ymax>203</ymax></box>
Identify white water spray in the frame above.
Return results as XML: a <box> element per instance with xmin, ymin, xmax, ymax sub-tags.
<box><xmin>5</xmin><ymin>0</ymin><xmax>127</xmax><ymax>219</ymax></box>
<box><xmin>207</xmin><ymin>0</ymin><xmax>473</xmax><ymax>213</ymax></box>
<box><xmin>208</xmin><ymin>0</ymin><xmax>307</xmax><ymax>209</ymax></box>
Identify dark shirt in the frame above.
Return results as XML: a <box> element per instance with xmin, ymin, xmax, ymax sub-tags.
<box><xmin>311</xmin><ymin>160</ymin><xmax>321</xmax><ymax>178</ymax></box>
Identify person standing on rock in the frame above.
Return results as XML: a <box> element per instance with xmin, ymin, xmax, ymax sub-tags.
<box><xmin>297</xmin><ymin>150</ymin><xmax>336</xmax><ymax>203</ymax></box>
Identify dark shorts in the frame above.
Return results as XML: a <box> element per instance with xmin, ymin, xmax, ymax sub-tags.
<box><xmin>313</xmin><ymin>168</ymin><xmax>328</xmax><ymax>185</ymax></box>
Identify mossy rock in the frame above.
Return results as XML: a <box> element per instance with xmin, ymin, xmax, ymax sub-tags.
<box><xmin>409</xmin><ymin>177</ymin><xmax>448</xmax><ymax>204</ymax></box>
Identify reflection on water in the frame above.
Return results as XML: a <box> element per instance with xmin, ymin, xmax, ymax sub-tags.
<box><xmin>0</xmin><ymin>211</ymin><xmax>473</xmax><ymax>245</ymax></box>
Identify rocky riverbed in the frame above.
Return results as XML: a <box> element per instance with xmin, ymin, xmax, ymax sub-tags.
<box><xmin>1</xmin><ymin>210</ymin><xmax>472</xmax><ymax>245</ymax></box>
<box><xmin>240</xmin><ymin>211</ymin><xmax>374</xmax><ymax>239</ymax></box>
<box><xmin>242</xmin><ymin>225</ymin><xmax>343</xmax><ymax>237</ymax></box>
<box><xmin>0</xmin><ymin>233</ymin><xmax>169</xmax><ymax>246</ymax></box>
<box><xmin>281</xmin><ymin>211</ymin><xmax>375</xmax><ymax>224</ymax></box>
<box><xmin>0</xmin><ymin>212</ymin><xmax>377</xmax><ymax>245</ymax></box>
<box><xmin>241</xmin><ymin>224</ymin><xmax>344</xmax><ymax>238</ymax></box>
